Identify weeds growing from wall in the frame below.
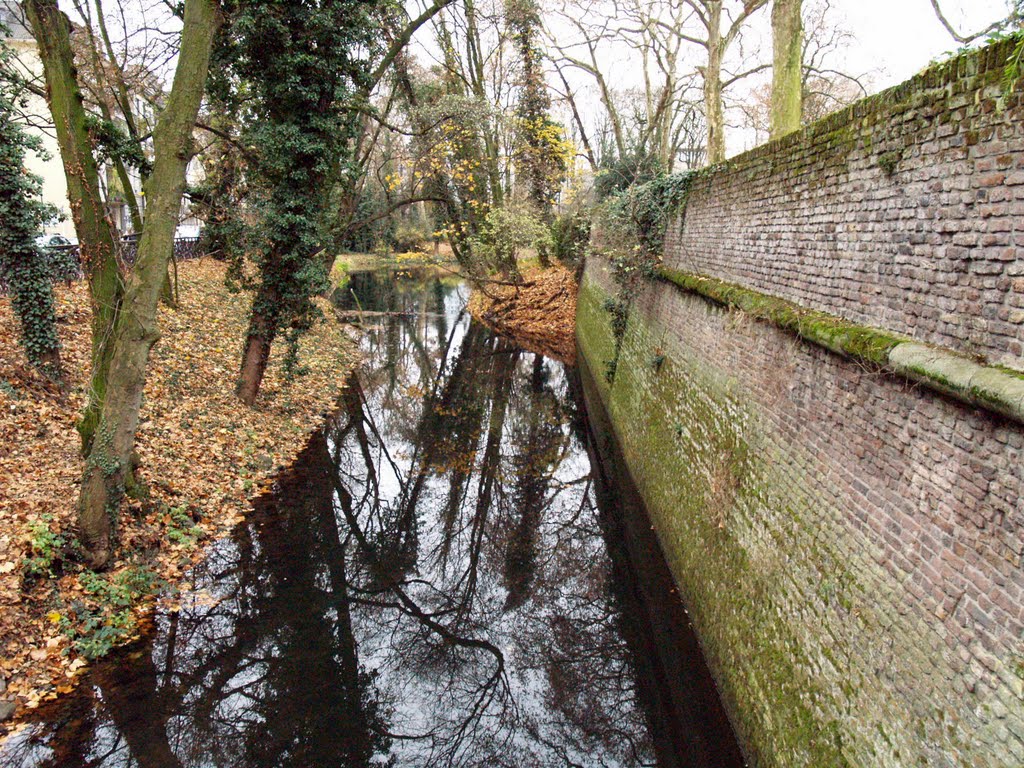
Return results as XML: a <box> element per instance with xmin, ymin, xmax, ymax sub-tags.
<box><xmin>1003</xmin><ymin>32</ymin><xmax>1024</xmax><ymax>94</ymax></box>
<box><xmin>591</xmin><ymin>171</ymin><xmax>695</xmax><ymax>382</ymax></box>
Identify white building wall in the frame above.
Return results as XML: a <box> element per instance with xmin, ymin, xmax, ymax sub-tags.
<box><xmin>8</xmin><ymin>38</ymin><xmax>78</xmax><ymax>240</ymax></box>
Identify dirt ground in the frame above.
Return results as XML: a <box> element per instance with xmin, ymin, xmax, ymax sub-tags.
<box><xmin>0</xmin><ymin>259</ymin><xmax>356</xmax><ymax>728</ymax></box>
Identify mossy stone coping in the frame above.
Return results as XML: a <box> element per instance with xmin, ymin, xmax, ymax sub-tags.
<box><xmin>656</xmin><ymin>267</ymin><xmax>1024</xmax><ymax>426</ymax></box>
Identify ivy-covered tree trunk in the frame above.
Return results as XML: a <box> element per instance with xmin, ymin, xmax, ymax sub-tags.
<box><xmin>770</xmin><ymin>0</ymin><xmax>803</xmax><ymax>139</ymax></box>
<box><xmin>23</xmin><ymin>0</ymin><xmax>122</xmax><ymax>451</ymax></box>
<box><xmin>507</xmin><ymin>0</ymin><xmax>563</xmax><ymax>268</ymax></box>
<box><xmin>0</xmin><ymin>94</ymin><xmax>61</xmax><ymax>376</ymax></box>
<box><xmin>77</xmin><ymin>0</ymin><xmax>221</xmax><ymax>569</ymax></box>
<box><xmin>221</xmin><ymin>0</ymin><xmax>384</xmax><ymax>405</ymax></box>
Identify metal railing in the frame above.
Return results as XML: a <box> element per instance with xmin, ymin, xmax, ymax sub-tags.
<box><xmin>0</xmin><ymin>237</ymin><xmax>207</xmax><ymax>295</ymax></box>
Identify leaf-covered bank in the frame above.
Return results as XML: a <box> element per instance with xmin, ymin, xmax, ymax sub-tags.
<box><xmin>0</xmin><ymin>259</ymin><xmax>356</xmax><ymax>728</ymax></box>
<box><xmin>468</xmin><ymin>266</ymin><xmax>577</xmax><ymax>364</ymax></box>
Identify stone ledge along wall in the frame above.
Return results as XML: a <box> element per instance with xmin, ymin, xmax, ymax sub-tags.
<box><xmin>576</xmin><ymin>38</ymin><xmax>1024</xmax><ymax>768</ymax></box>
<box><xmin>664</xmin><ymin>38</ymin><xmax>1024</xmax><ymax>371</ymax></box>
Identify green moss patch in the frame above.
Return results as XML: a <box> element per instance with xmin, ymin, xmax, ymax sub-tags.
<box><xmin>656</xmin><ymin>268</ymin><xmax>1024</xmax><ymax>426</ymax></box>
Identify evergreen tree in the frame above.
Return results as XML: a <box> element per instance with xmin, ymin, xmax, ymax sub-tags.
<box><xmin>0</xmin><ymin>37</ymin><xmax>61</xmax><ymax>376</ymax></box>
<box><xmin>216</xmin><ymin>0</ymin><xmax>390</xmax><ymax>404</ymax></box>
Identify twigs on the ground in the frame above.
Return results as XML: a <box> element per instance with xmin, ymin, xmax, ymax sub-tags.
<box><xmin>468</xmin><ymin>266</ymin><xmax>577</xmax><ymax>364</ymax></box>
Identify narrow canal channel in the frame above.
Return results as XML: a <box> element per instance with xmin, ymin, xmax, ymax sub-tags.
<box><xmin>2</xmin><ymin>269</ymin><xmax>743</xmax><ymax>768</ymax></box>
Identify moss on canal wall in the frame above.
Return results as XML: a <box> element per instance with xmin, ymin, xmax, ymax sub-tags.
<box><xmin>662</xmin><ymin>34</ymin><xmax>1024</xmax><ymax>373</ymax></box>
<box><xmin>577</xmin><ymin>256</ymin><xmax>1024</xmax><ymax>767</ymax></box>
<box><xmin>577</xmin><ymin>36</ymin><xmax>1024</xmax><ymax>766</ymax></box>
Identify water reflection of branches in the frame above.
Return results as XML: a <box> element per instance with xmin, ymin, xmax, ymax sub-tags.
<box><xmin>327</xmin><ymin>338</ymin><xmax>517</xmax><ymax>766</ymax></box>
<box><xmin>5</xmin><ymin>275</ymin><xmax>658</xmax><ymax>768</ymax></box>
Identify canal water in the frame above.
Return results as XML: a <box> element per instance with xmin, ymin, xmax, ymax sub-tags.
<box><xmin>1</xmin><ymin>269</ymin><xmax>743</xmax><ymax>768</ymax></box>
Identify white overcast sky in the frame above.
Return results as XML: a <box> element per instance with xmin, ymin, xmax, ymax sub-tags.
<box><xmin>532</xmin><ymin>0</ymin><xmax>1017</xmax><ymax>157</ymax></box>
<box><xmin>52</xmin><ymin>0</ymin><xmax>1013</xmax><ymax>98</ymax></box>
<box><xmin>832</xmin><ymin>0</ymin><xmax>1012</xmax><ymax>88</ymax></box>
<box><xmin>48</xmin><ymin>0</ymin><xmax>1018</xmax><ymax>161</ymax></box>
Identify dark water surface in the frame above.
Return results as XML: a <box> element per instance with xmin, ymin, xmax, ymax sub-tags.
<box><xmin>1</xmin><ymin>270</ymin><xmax>743</xmax><ymax>768</ymax></box>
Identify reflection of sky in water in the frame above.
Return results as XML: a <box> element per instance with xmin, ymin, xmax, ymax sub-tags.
<box><xmin>0</xmin><ymin>271</ymin><xmax>656</xmax><ymax>768</ymax></box>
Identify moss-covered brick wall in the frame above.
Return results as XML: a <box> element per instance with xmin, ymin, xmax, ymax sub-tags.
<box><xmin>665</xmin><ymin>37</ymin><xmax>1024</xmax><ymax>372</ymax></box>
<box><xmin>577</xmin><ymin>256</ymin><xmax>1024</xmax><ymax>767</ymax></box>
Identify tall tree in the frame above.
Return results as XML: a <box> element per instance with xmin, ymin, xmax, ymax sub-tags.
<box><xmin>684</xmin><ymin>0</ymin><xmax>769</xmax><ymax>163</ymax></box>
<box><xmin>226</xmin><ymin>0</ymin><xmax>453</xmax><ymax>404</ymax></box>
<box><xmin>23</xmin><ymin>0</ymin><xmax>123</xmax><ymax>451</ymax></box>
<box><xmin>507</xmin><ymin>0</ymin><xmax>566</xmax><ymax>266</ymax></box>
<box><xmin>770</xmin><ymin>0</ymin><xmax>802</xmax><ymax>138</ymax></box>
<box><xmin>222</xmin><ymin>0</ymin><xmax>386</xmax><ymax>406</ymax></box>
<box><xmin>550</xmin><ymin>0</ymin><xmax>702</xmax><ymax>172</ymax></box>
<box><xmin>75</xmin><ymin>0</ymin><xmax>221</xmax><ymax>568</ymax></box>
<box><xmin>552</xmin><ymin>0</ymin><xmax>767</xmax><ymax>169</ymax></box>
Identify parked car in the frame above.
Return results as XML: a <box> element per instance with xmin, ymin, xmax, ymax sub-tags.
<box><xmin>35</xmin><ymin>233</ymin><xmax>77</xmax><ymax>249</ymax></box>
<box><xmin>175</xmin><ymin>224</ymin><xmax>202</xmax><ymax>240</ymax></box>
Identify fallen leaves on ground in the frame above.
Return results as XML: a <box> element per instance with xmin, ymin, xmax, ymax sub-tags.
<box><xmin>468</xmin><ymin>265</ymin><xmax>578</xmax><ymax>364</ymax></box>
<box><xmin>0</xmin><ymin>258</ymin><xmax>356</xmax><ymax>729</ymax></box>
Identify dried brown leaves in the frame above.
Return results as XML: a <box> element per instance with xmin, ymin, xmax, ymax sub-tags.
<box><xmin>0</xmin><ymin>259</ymin><xmax>355</xmax><ymax>727</ymax></box>
<box><xmin>468</xmin><ymin>266</ymin><xmax>578</xmax><ymax>364</ymax></box>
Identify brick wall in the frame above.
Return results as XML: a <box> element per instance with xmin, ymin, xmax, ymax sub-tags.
<box><xmin>664</xmin><ymin>38</ymin><xmax>1024</xmax><ymax>371</ymax></box>
<box><xmin>577</xmin><ymin>257</ymin><xmax>1024</xmax><ymax>767</ymax></box>
<box><xmin>577</xmin><ymin>38</ymin><xmax>1024</xmax><ymax>767</ymax></box>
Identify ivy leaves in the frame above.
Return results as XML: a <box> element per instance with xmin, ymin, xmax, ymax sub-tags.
<box><xmin>216</xmin><ymin>0</ymin><xmax>388</xmax><ymax>348</ymax></box>
<box><xmin>84</xmin><ymin>115</ymin><xmax>152</xmax><ymax>176</ymax></box>
<box><xmin>0</xmin><ymin>75</ymin><xmax>62</xmax><ymax>375</ymax></box>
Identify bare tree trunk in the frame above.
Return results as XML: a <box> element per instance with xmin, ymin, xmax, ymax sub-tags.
<box><xmin>771</xmin><ymin>0</ymin><xmax>803</xmax><ymax>139</ymax></box>
<box><xmin>236</xmin><ymin>291</ymin><xmax>278</xmax><ymax>406</ymax></box>
<box><xmin>77</xmin><ymin>0</ymin><xmax>221</xmax><ymax>568</ymax></box>
<box><xmin>23</xmin><ymin>0</ymin><xmax>122</xmax><ymax>452</ymax></box>
<box><xmin>553</xmin><ymin>62</ymin><xmax>597</xmax><ymax>171</ymax></box>
<box><xmin>703</xmin><ymin>4</ymin><xmax>726</xmax><ymax>165</ymax></box>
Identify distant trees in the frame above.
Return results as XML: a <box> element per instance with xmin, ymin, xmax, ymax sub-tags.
<box><xmin>508</xmin><ymin>0</ymin><xmax>564</xmax><ymax>265</ymax></box>
<box><xmin>549</xmin><ymin>0</ymin><xmax>706</xmax><ymax>174</ymax></box>
<box><xmin>350</xmin><ymin>0</ymin><xmax>573</xmax><ymax>281</ymax></box>
<box><xmin>415</xmin><ymin>0</ymin><xmax>533</xmax><ymax>275</ymax></box>
<box><xmin>321</xmin><ymin>0</ymin><xmax>871</xmax><ymax>271</ymax></box>
<box><xmin>551</xmin><ymin>0</ymin><xmax>776</xmax><ymax>169</ymax></box>
<box><xmin>680</xmin><ymin>0</ymin><xmax>770</xmax><ymax>164</ymax></box>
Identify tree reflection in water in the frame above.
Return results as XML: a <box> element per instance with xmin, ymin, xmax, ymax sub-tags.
<box><xmin>1</xmin><ymin>271</ymin><xmax>733</xmax><ymax>768</ymax></box>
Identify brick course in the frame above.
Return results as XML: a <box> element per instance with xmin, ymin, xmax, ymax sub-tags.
<box><xmin>664</xmin><ymin>38</ymin><xmax>1024</xmax><ymax>370</ymax></box>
